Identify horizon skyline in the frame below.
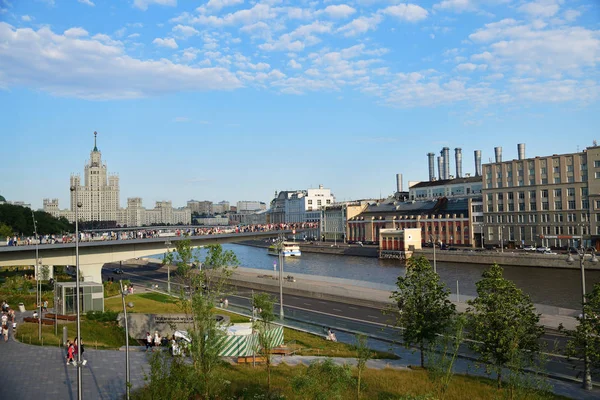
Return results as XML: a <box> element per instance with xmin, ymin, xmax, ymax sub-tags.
<box><xmin>0</xmin><ymin>0</ymin><xmax>598</xmax><ymax>209</ymax></box>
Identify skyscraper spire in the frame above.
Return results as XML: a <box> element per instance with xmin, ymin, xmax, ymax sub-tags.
<box><xmin>93</xmin><ymin>131</ymin><xmax>98</xmax><ymax>152</ymax></box>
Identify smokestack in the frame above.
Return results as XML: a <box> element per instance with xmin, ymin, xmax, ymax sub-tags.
<box><xmin>518</xmin><ymin>143</ymin><xmax>525</xmax><ymax>160</ymax></box>
<box><xmin>427</xmin><ymin>153</ymin><xmax>435</xmax><ymax>181</ymax></box>
<box><xmin>455</xmin><ymin>148</ymin><xmax>463</xmax><ymax>179</ymax></box>
<box><xmin>396</xmin><ymin>173</ymin><xmax>403</xmax><ymax>193</ymax></box>
<box><xmin>437</xmin><ymin>156</ymin><xmax>443</xmax><ymax>181</ymax></box>
<box><xmin>494</xmin><ymin>146</ymin><xmax>503</xmax><ymax>163</ymax></box>
<box><xmin>443</xmin><ymin>147</ymin><xmax>450</xmax><ymax>180</ymax></box>
<box><xmin>474</xmin><ymin>150</ymin><xmax>482</xmax><ymax>176</ymax></box>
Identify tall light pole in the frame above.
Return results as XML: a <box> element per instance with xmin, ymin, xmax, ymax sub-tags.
<box><xmin>32</xmin><ymin>211</ymin><xmax>42</xmax><ymax>340</ymax></box>
<box><xmin>430</xmin><ymin>234</ymin><xmax>437</xmax><ymax>273</ymax></box>
<box><xmin>120</xmin><ymin>280</ymin><xmax>131</xmax><ymax>400</ymax></box>
<box><xmin>70</xmin><ymin>185</ymin><xmax>83</xmax><ymax>400</ymax></box>
<box><xmin>278</xmin><ymin>233</ymin><xmax>284</xmax><ymax>320</ymax></box>
<box><xmin>567</xmin><ymin>244</ymin><xmax>598</xmax><ymax>390</ymax></box>
<box><xmin>165</xmin><ymin>240</ymin><xmax>172</xmax><ymax>294</ymax></box>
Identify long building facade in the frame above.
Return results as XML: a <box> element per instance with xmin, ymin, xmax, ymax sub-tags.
<box><xmin>481</xmin><ymin>143</ymin><xmax>599</xmax><ymax>249</ymax></box>
<box><xmin>44</xmin><ymin>132</ymin><xmax>191</xmax><ymax>226</ymax></box>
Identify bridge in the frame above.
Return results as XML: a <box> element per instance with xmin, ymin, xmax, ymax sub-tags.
<box><xmin>0</xmin><ymin>230</ymin><xmax>295</xmax><ymax>283</ymax></box>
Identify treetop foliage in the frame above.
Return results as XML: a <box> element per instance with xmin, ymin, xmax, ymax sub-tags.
<box><xmin>0</xmin><ymin>203</ymin><xmax>73</xmax><ymax>236</ymax></box>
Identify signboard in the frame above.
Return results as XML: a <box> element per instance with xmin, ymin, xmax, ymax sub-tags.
<box><xmin>539</xmin><ymin>235</ymin><xmax>582</xmax><ymax>239</ymax></box>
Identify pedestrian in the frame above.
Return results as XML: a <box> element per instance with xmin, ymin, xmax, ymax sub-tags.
<box><xmin>224</xmin><ymin>298</ymin><xmax>228</xmax><ymax>309</ymax></box>
<box><xmin>43</xmin><ymin>300</ymin><xmax>48</xmax><ymax>312</ymax></box>
<box><xmin>146</xmin><ymin>332</ymin><xmax>152</xmax><ymax>351</ymax></box>
<box><xmin>154</xmin><ymin>331</ymin><xmax>161</xmax><ymax>350</ymax></box>
<box><xmin>66</xmin><ymin>340</ymin><xmax>75</xmax><ymax>365</ymax></box>
<box><xmin>2</xmin><ymin>323</ymin><xmax>8</xmax><ymax>342</ymax></box>
<box><xmin>220</xmin><ymin>298</ymin><xmax>224</xmax><ymax>308</ymax></box>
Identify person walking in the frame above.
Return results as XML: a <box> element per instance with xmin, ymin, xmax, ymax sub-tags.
<box><xmin>153</xmin><ymin>331</ymin><xmax>161</xmax><ymax>350</ymax></box>
<box><xmin>2</xmin><ymin>323</ymin><xmax>8</xmax><ymax>342</ymax></box>
<box><xmin>146</xmin><ymin>332</ymin><xmax>152</xmax><ymax>351</ymax></box>
<box><xmin>66</xmin><ymin>340</ymin><xmax>75</xmax><ymax>365</ymax></box>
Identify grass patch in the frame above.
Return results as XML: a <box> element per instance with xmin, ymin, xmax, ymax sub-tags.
<box><xmin>0</xmin><ymin>292</ymin><xmax>54</xmax><ymax>311</ymax></box>
<box><xmin>283</xmin><ymin>328</ymin><xmax>399</xmax><ymax>359</ymax></box>
<box><xmin>104</xmin><ymin>292</ymin><xmax>182</xmax><ymax>314</ymax></box>
<box><xmin>16</xmin><ymin>318</ymin><xmax>130</xmax><ymax>349</ymax></box>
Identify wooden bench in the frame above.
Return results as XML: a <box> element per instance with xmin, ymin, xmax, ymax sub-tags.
<box><xmin>270</xmin><ymin>347</ymin><xmax>293</xmax><ymax>356</ymax></box>
<box><xmin>23</xmin><ymin>317</ymin><xmax>55</xmax><ymax>326</ymax></box>
<box><xmin>237</xmin><ymin>356</ymin><xmax>267</xmax><ymax>364</ymax></box>
<box><xmin>45</xmin><ymin>313</ymin><xmax>77</xmax><ymax>321</ymax></box>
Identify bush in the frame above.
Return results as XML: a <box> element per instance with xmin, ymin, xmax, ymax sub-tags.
<box><xmin>1</xmin><ymin>276</ymin><xmax>34</xmax><ymax>293</ymax></box>
<box><xmin>86</xmin><ymin>310</ymin><xmax>118</xmax><ymax>322</ymax></box>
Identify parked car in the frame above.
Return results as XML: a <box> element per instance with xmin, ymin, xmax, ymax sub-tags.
<box><xmin>523</xmin><ymin>245</ymin><xmax>535</xmax><ymax>251</ymax></box>
<box><xmin>543</xmin><ymin>250</ymin><xmax>557</xmax><ymax>255</ymax></box>
<box><xmin>536</xmin><ymin>246</ymin><xmax>551</xmax><ymax>253</ymax></box>
<box><xmin>113</xmin><ymin>268</ymin><xmax>124</xmax><ymax>274</ymax></box>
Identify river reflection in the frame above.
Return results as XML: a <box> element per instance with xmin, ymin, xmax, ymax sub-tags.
<box><xmin>172</xmin><ymin>244</ymin><xmax>600</xmax><ymax>310</ymax></box>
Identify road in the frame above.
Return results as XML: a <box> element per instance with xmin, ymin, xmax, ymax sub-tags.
<box><xmin>103</xmin><ymin>261</ymin><xmax>585</xmax><ymax>386</ymax></box>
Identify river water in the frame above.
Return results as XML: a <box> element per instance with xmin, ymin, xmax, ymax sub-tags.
<box><xmin>154</xmin><ymin>244</ymin><xmax>600</xmax><ymax>310</ymax></box>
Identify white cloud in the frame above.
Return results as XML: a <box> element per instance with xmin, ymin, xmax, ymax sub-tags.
<box><xmin>21</xmin><ymin>15</ymin><xmax>32</xmax><ymax>22</ymax></box>
<box><xmin>337</xmin><ymin>14</ymin><xmax>382</xmax><ymax>37</ymax></box>
<box><xmin>205</xmin><ymin>0</ymin><xmax>243</xmax><ymax>11</ymax></box>
<box><xmin>133</xmin><ymin>0</ymin><xmax>176</xmax><ymax>11</ymax></box>
<box><xmin>456</xmin><ymin>62</ymin><xmax>487</xmax><ymax>72</ymax></box>
<box><xmin>563</xmin><ymin>9</ymin><xmax>581</xmax><ymax>22</ymax></box>
<box><xmin>0</xmin><ymin>23</ymin><xmax>241</xmax><ymax>99</ymax></box>
<box><xmin>128</xmin><ymin>33</ymin><xmax>141</xmax><ymax>39</ymax></box>
<box><xmin>433</xmin><ymin>0</ymin><xmax>474</xmax><ymax>13</ymax></box>
<box><xmin>172</xmin><ymin>24</ymin><xmax>199</xmax><ymax>38</ymax></box>
<box><xmin>77</xmin><ymin>0</ymin><xmax>95</xmax><ymax>6</ymax></box>
<box><xmin>180</xmin><ymin>47</ymin><xmax>201</xmax><ymax>62</ymax></box>
<box><xmin>192</xmin><ymin>4</ymin><xmax>276</xmax><ymax>26</ymax></box>
<box><xmin>173</xmin><ymin>116</ymin><xmax>190</xmax><ymax>122</ymax></box>
<box><xmin>382</xmin><ymin>4</ymin><xmax>429</xmax><ymax>22</ymax></box>
<box><xmin>471</xmin><ymin>51</ymin><xmax>493</xmax><ymax>61</ymax></box>
<box><xmin>288</xmin><ymin>59</ymin><xmax>302</xmax><ymax>69</ymax></box>
<box><xmin>64</xmin><ymin>27</ymin><xmax>89</xmax><ymax>38</ymax></box>
<box><xmin>517</xmin><ymin>0</ymin><xmax>562</xmax><ymax>19</ymax></box>
<box><xmin>259</xmin><ymin>21</ymin><xmax>332</xmax><ymax>52</ymax></box>
<box><xmin>322</xmin><ymin>4</ymin><xmax>356</xmax><ymax>19</ymax></box>
<box><xmin>153</xmin><ymin>37</ymin><xmax>178</xmax><ymax>49</ymax></box>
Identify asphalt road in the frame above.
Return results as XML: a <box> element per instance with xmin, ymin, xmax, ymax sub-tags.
<box><xmin>103</xmin><ymin>261</ymin><xmax>585</xmax><ymax>386</ymax></box>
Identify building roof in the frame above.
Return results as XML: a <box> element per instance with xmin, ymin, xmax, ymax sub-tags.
<box><xmin>353</xmin><ymin>196</ymin><xmax>478</xmax><ymax>219</ymax></box>
<box><xmin>410</xmin><ymin>176</ymin><xmax>482</xmax><ymax>189</ymax></box>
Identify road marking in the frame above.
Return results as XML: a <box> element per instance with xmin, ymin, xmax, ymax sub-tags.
<box><xmin>333</xmin><ymin>308</ymin><xmax>342</xmax><ymax>312</ymax></box>
<box><xmin>303</xmin><ymin>303</ymin><xmax>312</xmax><ymax>306</ymax></box>
<box><xmin>367</xmin><ymin>315</ymin><xmax>380</xmax><ymax>319</ymax></box>
<box><xmin>349</xmin><ymin>306</ymin><xmax>358</xmax><ymax>310</ymax></box>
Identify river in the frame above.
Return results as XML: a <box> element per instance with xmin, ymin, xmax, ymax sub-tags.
<box><xmin>153</xmin><ymin>243</ymin><xmax>600</xmax><ymax>310</ymax></box>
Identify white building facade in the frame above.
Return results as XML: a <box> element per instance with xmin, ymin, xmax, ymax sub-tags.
<box><xmin>43</xmin><ymin>132</ymin><xmax>191</xmax><ymax>226</ymax></box>
<box><xmin>269</xmin><ymin>185</ymin><xmax>335</xmax><ymax>224</ymax></box>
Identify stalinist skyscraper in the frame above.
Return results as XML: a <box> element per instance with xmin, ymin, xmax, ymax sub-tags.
<box><xmin>68</xmin><ymin>131</ymin><xmax>120</xmax><ymax>222</ymax></box>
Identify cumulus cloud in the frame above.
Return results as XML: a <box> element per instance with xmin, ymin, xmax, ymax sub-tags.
<box><xmin>322</xmin><ymin>4</ymin><xmax>356</xmax><ymax>19</ymax></box>
<box><xmin>456</xmin><ymin>62</ymin><xmax>487</xmax><ymax>72</ymax></box>
<box><xmin>21</xmin><ymin>15</ymin><xmax>33</xmax><ymax>22</ymax></box>
<box><xmin>205</xmin><ymin>0</ymin><xmax>244</xmax><ymax>11</ymax></box>
<box><xmin>64</xmin><ymin>27</ymin><xmax>89</xmax><ymax>38</ymax></box>
<box><xmin>382</xmin><ymin>4</ymin><xmax>429</xmax><ymax>22</ymax></box>
<box><xmin>133</xmin><ymin>0</ymin><xmax>176</xmax><ymax>11</ymax></box>
<box><xmin>153</xmin><ymin>37</ymin><xmax>178</xmax><ymax>48</ymax></box>
<box><xmin>288</xmin><ymin>59</ymin><xmax>302</xmax><ymax>69</ymax></box>
<box><xmin>191</xmin><ymin>4</ymin><xmax>276</xmax><ymax>26</ymax></box>
<box><xmin>259</xmin><ymin>21</ymin><xmax>332</xmax><ymax>52</ymax></box>
<box><xmin>172</xmin><ymin>24</ymin><xmax>199</xmax><ymax>38</ymax></box>
<box><xmin>337</xmin><ymin>14</ymin><xmax>382</xmax><ymax>37</ymax></box>
<box><xmin>77</xmin><ymin>0</ymin><xmax>95</xmax><ymax>6</ymax></box>
<box><xmin>517</xmin><ymin>0</ymin><xmax>562</xmax><ymax>19</ymax></box>
<box><xmin>0</xmin><ymin>23</ymin><xmax>240</xmax><ymax>99</ymax></box>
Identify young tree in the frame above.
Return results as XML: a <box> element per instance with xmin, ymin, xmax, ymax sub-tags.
<box><xmin>252</xmin><ymin>292</ymin><xmax>276</xmax><ymax>391</ymax></box>
<box><xmin>390</xmin><ymin>256</ymin><xmax>456</xmax><ymax>367</ymax></box>
<box><xmin>466</xmin><ymin>263</ymin><xmax>544</xmax><ymax>389</ymax></box>
<box><xmin>0</xmin><ymin>223</ymin><xmax>13</xmax><ymax>238</ymax></box>
<box><xmin>354</xmin><ymin>334</ymin><xmax>372</xmax><ymax>400</ymax></box>
<box><xmin>560</xmin><ymin>282</ymin><xmax>600</xmax><ymax>386</ymax></box>
<box><xmin>292</xmin><ymin>358</ymin><xmax>353</xmax><ymax>400</ymax></box>
<box><xmin>164</xmin><ymin>239</ymin><xmax>239</xmax><ymax>399</ymax></box>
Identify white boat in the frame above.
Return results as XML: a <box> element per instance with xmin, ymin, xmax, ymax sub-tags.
<box><xmin>267</xmin><ymin>242</ymin><xmax>301</xmax><ymax>257</ymax></box>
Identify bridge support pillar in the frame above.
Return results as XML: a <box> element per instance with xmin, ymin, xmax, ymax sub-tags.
<box><xmin>80</xmin><ymin>263</ymin><xmax>105</xmax><ymax>284</ymax></box>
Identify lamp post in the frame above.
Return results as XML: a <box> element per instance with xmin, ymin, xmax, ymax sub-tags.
<box><xmin>566</xmin><ymin>245</ymin><xmax>598</xmax><ymax>390</ymax></box>
<box><xmin>120</xmin><ymin>280</ymin><xmax>131</xmax><ymax>400</ymax></box>
<box><xmin>32</xmin><ymin>211</ymin><xmax>42</xmax><ymax>340</ymax></box>
<box><xmin>70</xmin><ymin>185</ymin><xmax>83</xmax><ymax>400</ymax></box>
<box><xmin>430</xmin><ymin>234</ymin><xmax>437</xmax><ymax>273</ymax></box>
<box><xmin>165</xmin><ymin>240</ymin><xmax>172</xmax><ymax>294</ymax></box>
<box><xmin>277</xmin><ymin>233</ymin><xmax>284</xmax><ymax>320</ymax></box>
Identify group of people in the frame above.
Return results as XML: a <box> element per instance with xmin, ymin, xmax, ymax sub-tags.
<box><xmin>145</xmin><ymin>331</ymin><xmax>167</xmax><ymax>351</ymax></box>
<box><xmin>4</xmin><ymin>222</ymin><xmax>321</xmax><ymax>247</ymax></box>
<box><xmin>65</xmin><ymin>337</ymin><xmax>87</xmax><ymax>366</ymax></box>
<box><xmin>1</xmin><ymin>302</ymin><xmax>16</xmax><ymax>343</ymax></box>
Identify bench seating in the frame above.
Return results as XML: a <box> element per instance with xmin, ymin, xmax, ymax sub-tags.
<box><xmin>23</xmin><ymin>317</ymin><xmax>55</xmax><ymax>325</ymax></box>
<box><xmin>45</xmin><ymin>313</ymin><xmax>77</xmax><ymax>321</ymax></box>
<box><xmin>237</xmin><ymin>356</ymin><xmax>267</xmax><ymax>364</ymax></box>
<box><xmin>270</xmin><ymin>347</ymin><xmax>293</xmax><ymax>355</ymax></box>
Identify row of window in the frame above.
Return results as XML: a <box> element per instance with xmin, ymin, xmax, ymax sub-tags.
<box><xmin>485</xmin><ymin>212</ymin><xmax>591</xmax><ymax>224</ymax></box>
<box><xmin>488</xmin><ymin>200</ymin><xmax>586</xmax><ymax>212</ymax></box>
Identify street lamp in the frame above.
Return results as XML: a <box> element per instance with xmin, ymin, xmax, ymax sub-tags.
<box><xmin>120</xmin><ymin>280</ymin><xmax>131</xmax><ymax>400</ymax></box>
<box><xmin>277</xmin><ymin>233</ymin><xmax>284</xmax><ymax>320</ymax></box>
<box><xmin>32</xmin><ymin>211</ymin><xmax>42</xmax><ymax>340</ymax></box>
<box><xmin>70</xmin><ymin>185</ymin><xmax>83</xmax><ymax>400</ymax></box>
<box><xmin>430</xmin><ymin>234</ymin><xmax>437</xmax><ymax>273</ymax></box>
<box><xmin>165</xmin><ymin>240</ymin><xmax>172</xmax><ymax>294</ymax></box>
<box><xmin>566</xmin><ymin>245</ymin><xmax>598</xmax><ymax>390</ymax></box>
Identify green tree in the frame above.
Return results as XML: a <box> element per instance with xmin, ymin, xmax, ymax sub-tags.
<box><xmin>560</xmin><ymin>282</ymin><xmax>600</xmax><ymax>386</ymax></box>
<box><xmin>466</xmin><ymin>263</ymin><xmax>544</xmax><ymax>389</ymax></box>
<box><xmin>252</xmin><ymin>292</ymin><xmax>276</xmax><ymax>391</ymax></box>
<box><xmin>0</xmin><ymin>223</ymin><xmax>13</xmax><ymax>238</ymax></box>
<box><xmin>0</xmin><ymin>204</ymin><xmax>73</xmax><ymax>235</ymax></box>
<box><xmin>164</xmin><ymin>239</ymin><xmax>239</xmax><ymax>399</ymax></box>
<box><xmin>354</xmin><ymin>334</ymin><xmax>372</xmax><ymax>399</ymax></box>
<box><xmin>292</xmin><ymin>358</ymin><xmax>353</xmax><ymax>400</ymax></box>
<box><xmin>390</xmin><ymin>256</ymin><xmax>456</xmax><ymax>367</ymax></box>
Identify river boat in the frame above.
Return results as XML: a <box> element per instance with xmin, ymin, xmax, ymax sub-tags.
<box><xmin>267</xmin><ymin>242</ymin><xmax>301</xmax><ymax>257</ymax></box>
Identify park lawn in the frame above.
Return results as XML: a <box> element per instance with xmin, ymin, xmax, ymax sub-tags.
<box><xmin>104</xmin><ymin>292</ymin><xmax>182</xmax><ymax>314</ymax></box>
<box><xmin>0</xmin><ymin>292</ymin><xmax>54</xmax><ymax>311</ymax></box>
<box><xmin>16</xmin><ymin>318</ymin><xmax>129</xmax><ymax>349</ymax></box>
<box><xmin>283</xmin><ymin>327</ymin><xmax>399</xmax><ymax>359</ymax></box>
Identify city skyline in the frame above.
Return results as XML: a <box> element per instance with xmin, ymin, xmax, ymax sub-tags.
<box><xmin>0</xmin><ymin>0</ymin><xmax>598</xmax><ymax>209</ymax></box>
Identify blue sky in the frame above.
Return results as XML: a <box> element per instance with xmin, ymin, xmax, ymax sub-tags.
<box><xmin>0</xmin><ymin>0</ymin><xmax>598</xmax><ymax>210</ymax></box>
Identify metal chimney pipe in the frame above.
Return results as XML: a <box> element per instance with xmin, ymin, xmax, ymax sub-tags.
<box><xmin>518</xmin><ymin>143</ymin><xmax>525</xmax><ymax>160</ymax></box>
<box><xmin>494</xmin><ymin>146</ymin><xmax>503</xmax><ymax>163</ymax></box>
<box><xmin>427</xmin><ymin>153</ymin><xmax>435</xmax><ymax>181</ymax></box>
<box><xmin>443</xmin><ymin>147</ymin><xmax>450</xmax><ymax>180</ymax></box>
<box><xmin>437</xmin><ymin>156</ymin><xmax>443</xmax><ymax>181</ymax></box>
<box><xmin>455</xmin><ymin>148</ymin><xmax>463</xmax><ymax>179</ymax></box>
<box><xmin>396</xmin><ymin>173</ymin><xmax>403</xmax><ymax>193</ymax></box>
<box><xmin>474</xmin><ymin>150</ymin><xmax>482</xmax><ymax>176</ymax></box>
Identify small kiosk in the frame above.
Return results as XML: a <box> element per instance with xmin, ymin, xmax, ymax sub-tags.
<box><xmin>378</xmin><ymin>228</ymin><xmax>422</xmax><ymax>261</ymax></box>
<box><xmin>54</xmin><ymin>281</ymin><xmax>104</xmax><ymax>315</ymax></box>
